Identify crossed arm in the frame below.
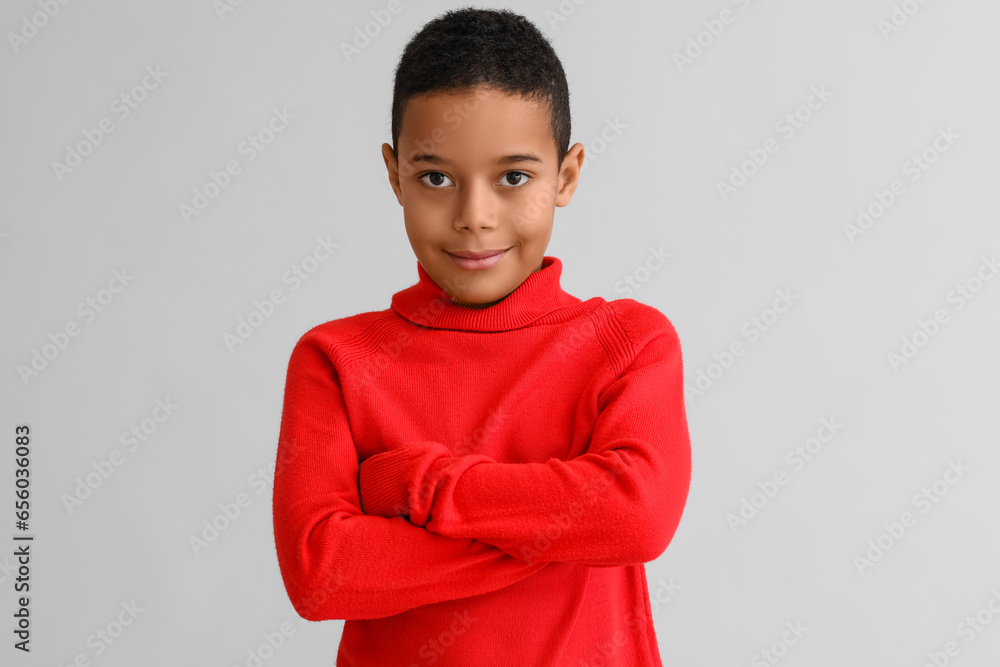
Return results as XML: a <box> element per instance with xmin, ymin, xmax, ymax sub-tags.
<box><xmin>271</xmin><ymin>333</ymin><xmax>550</xmax><ymax>621</ymax></box>
<box><xmin>358</xmin><ymin>323</ymin><xmax>692</xmax><ymax>568</ymax></box>
<box><xmin>273</xmin><ymin>319</ymin><xmax>690</xmax><ymax>621</ymax></box>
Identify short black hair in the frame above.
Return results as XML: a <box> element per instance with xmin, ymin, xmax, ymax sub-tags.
<box><xmin>390</xmin><ymin>6</ymin><xmax>572</xmax><ymax>167</ymax></box>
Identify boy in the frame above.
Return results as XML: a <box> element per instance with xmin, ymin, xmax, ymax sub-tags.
<box><xmin>272</xmin><ymin>7</ymin><xmax>691</xmax><ymax>666</ymax></box>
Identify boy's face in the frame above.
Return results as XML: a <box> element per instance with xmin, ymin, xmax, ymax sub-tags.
<box><xmin>382</xmin><ymin>86</ymin><xmax>584</xmax><ymax>308</ymax></box>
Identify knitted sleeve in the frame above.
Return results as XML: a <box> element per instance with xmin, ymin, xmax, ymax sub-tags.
<box><xmin>359</xmin><ymin>308</ymin><xmax>692</xmax><ymax>567</ymax></box>
<box><xmin>271</xmin><ymin>331</ymin><xmax>549</xmax><ymax>621</ymax></box>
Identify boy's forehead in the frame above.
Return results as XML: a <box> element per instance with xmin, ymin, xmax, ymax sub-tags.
<box><xmin>399</xmin><ymin>88</ymin><xmax>553</xmax><ymax>164</ymax></box>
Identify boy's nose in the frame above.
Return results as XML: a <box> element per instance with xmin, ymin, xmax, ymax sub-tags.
<box><xmin>453</xmin><ymin>183</ymin><xmax>499</xmax><ymax>231</ymax></box>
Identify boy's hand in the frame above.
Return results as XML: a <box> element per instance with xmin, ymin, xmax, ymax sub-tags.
<box><xmin>358</xmin><ymin>442</ymin><xmax>452</xmax><ymax>518</ymax></box>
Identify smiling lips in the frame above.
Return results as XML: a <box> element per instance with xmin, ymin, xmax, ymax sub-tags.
<box><xmin>447</xmin><ymin>248</ymin><xmax>509</xmax><ymax>270</ymax></box>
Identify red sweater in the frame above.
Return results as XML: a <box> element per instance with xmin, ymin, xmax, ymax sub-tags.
<box><xmin>272</xmin><ymin>255</ymin><xmax>691</xmax><ymax>666</ymax></box>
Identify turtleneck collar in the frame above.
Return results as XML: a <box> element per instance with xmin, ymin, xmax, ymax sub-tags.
<box><xmin>391</xmin><ymin>255</ymin><xmax>583</xmax><ymax>332</ymax></box>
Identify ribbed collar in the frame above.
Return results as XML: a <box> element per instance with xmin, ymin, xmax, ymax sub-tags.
<box><xmin>391</xmin><ymin>255</ymin><xmax>582</xmax><ymax>332</ymax></box>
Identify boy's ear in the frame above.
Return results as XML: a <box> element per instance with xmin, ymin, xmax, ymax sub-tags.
<box><xmin>555</xmin><ymin>142</ymin><xmax>586</xmax><ymax>207</ymax></box>
<box><xmin>381</xmin><ymin>143</ymin><xmax>404</xmax><ymax>206</ymax></box>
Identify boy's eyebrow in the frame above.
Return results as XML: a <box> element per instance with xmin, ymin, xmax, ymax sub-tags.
<box><xmin>407</xmin><ymin>153</ymin><xmax>544</xmax><ymax>166</ymax></box>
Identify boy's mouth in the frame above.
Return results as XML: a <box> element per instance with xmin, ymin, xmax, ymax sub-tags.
<box><xmin>446</xmin><ymin>247</ymin><xmax>510</xmax><ymax>270</ymax></box>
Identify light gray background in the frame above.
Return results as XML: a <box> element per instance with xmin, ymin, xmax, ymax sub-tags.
<box><xmin>2</xmin><ymin>0</ymin><xmax>999</xmax><ymax>665</ymax></box>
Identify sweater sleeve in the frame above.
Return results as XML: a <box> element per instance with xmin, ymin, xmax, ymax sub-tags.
<box><xmin>272</xmin><ymin>331</ymin><xmax>550</xmax><ymax>622</ymax></box>
<box><xmin>358</xmin><ymin>312</ymin><xmax>692</xmax><ymax>568</ymax></box>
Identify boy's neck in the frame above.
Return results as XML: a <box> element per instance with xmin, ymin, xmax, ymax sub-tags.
<box><xmin>450</xmin><ymin>294</ymin><xmax>509</xmax><ymax>310</ymax></box>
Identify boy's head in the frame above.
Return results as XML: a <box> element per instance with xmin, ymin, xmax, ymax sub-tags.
<box><xmin>381</xmin><ymin>7</ymin><xmax>585</xmax><ymax>309</ymax></box>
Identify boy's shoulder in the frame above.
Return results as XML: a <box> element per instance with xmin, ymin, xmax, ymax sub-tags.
<box><xmin>589</xmin><ymin>299</ymin><xmax>681</xmax><ymax>376</ymax></box>
<box><xmin>589</xmin><ymin>297</ymin><xmax>680</xmax><ymax>347</ymax></box>
<box><xmin>580</xmin><ymin>297</ymin><xmax>682</xmax><ymax>373</ymax></box>
<box><xmin>290</xmin><ymin>306</ymin><xmax>397</xmax><ymax>356</ymax></box>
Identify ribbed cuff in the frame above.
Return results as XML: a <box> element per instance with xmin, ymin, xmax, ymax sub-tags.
<box><xmin>359</xmin><ymin>443</ymin><xmax>451</xmax><ymax>518</ymax></box>
<box><xmin>410</xmin><ymin>453</ymin><xmax>495</xmax><ymax>529</ymax></box>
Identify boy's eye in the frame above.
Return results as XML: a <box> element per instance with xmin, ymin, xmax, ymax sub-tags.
<box><xmin>420</xmin><ymin>171</ymin><xmax>453</xmax><ymax>188</ymax></box>
<box><xmin>498</xmin><ymin>171</ymin><xmax>531</xmax><ymax>188</ymax></box>
<box><xmin>417</xmin><ymin>171</ymin><xmax>532</xmax><ymax>189</ymax></box>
